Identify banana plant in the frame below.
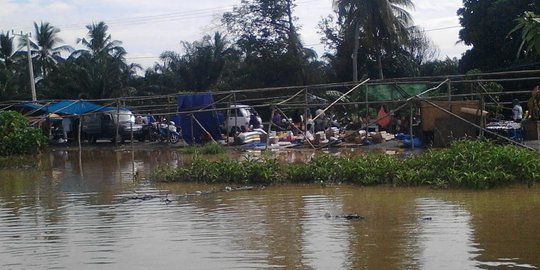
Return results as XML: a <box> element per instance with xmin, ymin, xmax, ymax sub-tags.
<box><xmin>508</xmin><ymin>11</ymin><xmax>540</xmax><ymax>59</ymax></box>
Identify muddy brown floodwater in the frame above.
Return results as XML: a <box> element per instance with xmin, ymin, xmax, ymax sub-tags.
<box><xmin>0</xmin><ymin>146</ymin><xmax>539</xmax><ymax>269</ymax></box>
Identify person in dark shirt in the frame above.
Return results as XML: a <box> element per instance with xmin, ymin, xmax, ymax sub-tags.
<box><xmin>272</xmin><ymin>111</ymin><xmax>282</xmax><ymax>130</ymax></box>
<box><xmin>249</xmin><ymin>113</ymin><xmax>261</xmax><ymax>129</ymax></box>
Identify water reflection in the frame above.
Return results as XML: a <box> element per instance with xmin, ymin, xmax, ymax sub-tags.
<box><xmin>301</xmin><ymin>194</ymin><xmax>350</xmax><ymax>269</ymax></box>
<box><xmin>414</xmin><ymin>198</ymin><xmax>480</xmax><ymax>270</ymax></box>
<box><xmin>0</xmin><ymin>148</ymin><xmax>539</xmax><ymax>269</ymax></box>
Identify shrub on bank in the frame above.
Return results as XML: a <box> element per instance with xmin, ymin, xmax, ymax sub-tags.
<box><xmin>286</xmin><ymin>154</ymin><xmax>400</xmax><ymax>185</ymax></box>
<box><xmin>152</xmin><ymin>140</ymin><xmax>540</xmax><ymax>189</ymax></box>
<box><xmin>397</xmin><ymin>140</ymin><xmax>540</xmax><ymax>189</ymax></box>
<box><xmin>183</xmin><ymin>143</ymin><xmax>226</xmax><ymax>155</ymax></box>
<box><xmin>0</xmin><ymin>111</ymin><xmax>47</xmax><ymax>156</ymax></box>
<box><xmin>156</xmin><ymin>155</ymin><xmax>282</xmax><ymax>185</ymax></box>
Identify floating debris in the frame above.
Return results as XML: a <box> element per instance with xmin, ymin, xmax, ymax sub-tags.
<box><xmin>128</xmin><ymin>194</ymin><xmax>158</xmax><ymax>201</ymax></box>
<box><xmin>325</xmin><ymin>213</ymin><xmax>365</xmax><ymax>220</ymax></box>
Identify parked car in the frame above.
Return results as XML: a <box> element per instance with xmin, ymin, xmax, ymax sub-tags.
<box><xmin>81</xmin><ymin>110</ymin><xmax>144</xmax><ymax>143</ymax></box>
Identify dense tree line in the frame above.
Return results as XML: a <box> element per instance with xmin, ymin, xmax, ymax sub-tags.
<box><xmin>0</xmin><ymin>0</ymin><xmax>538</xmax><ymax>101</ymax></box>
<box><xmin>458</xmin><ymin>0</ymin><xmax>540</xmax><ymax>72</ymax></box>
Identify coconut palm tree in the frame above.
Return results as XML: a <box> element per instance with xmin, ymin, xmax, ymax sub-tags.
<box><xmin>0</xmin><ymin>32</ymin><xmax>16</xmax><ymax>68</ymax></box>
<box><xmin>0</xmin><ymin>31</ymin><xmax>31</xmax><ymax>100</ymax></box>
<box><xmin>155</xmin><ymin>32</ymin><xmax>236</xmax><ymax>91</ymax></box>
<box><xmin>77</xmin><ymin>21</ymin><xmax>125</xmax><ymax>58</ymax></box>
<box><xmin>63</xmin><ymin>21</ymin><xmax>134</xmax><ymax>98</ymax></box>
<box><xmin>333</xmin><ymin>0</ymin><xmax>414</xmax><ymax>80</ymax></box>
<box><xmin>28</xmin><ymin>22</ymin><xmax>72</xmax><ymax>78</ymax></box>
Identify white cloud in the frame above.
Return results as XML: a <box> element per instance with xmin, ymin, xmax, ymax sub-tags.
<box><xmin>412</xmin><ymin>0</ymin><xmax>462</xmax><ymax>13</ymax></box>
<box><xmin>0</xmin><ymin>0</ymin><xmax>18</xmax><ymax>18</ymax></box>
<box><xmin>0</xmin><ymin>0</ymin><xmax>468</xmax><ymax>69</ymax></box>
<box><xmin>45</xmin><ymin>1</ymin><xmax>73</xmax><ymax>12</ymax></box>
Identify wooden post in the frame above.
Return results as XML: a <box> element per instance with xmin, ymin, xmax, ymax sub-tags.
<box><xmin>167</xmin><ymin>96</ymin><xmax>171</xmax><ymax>120</ymax></box>
<box><xmin>167</xmin><ymin>120</ymin><xmax>170</xmax><ymax>144</ymax></box>
<box><xmin>365</xmin><ymin>85</ymin><xmax>369</xmax><ymax>131</ymax></box>
<box><xmin>480</xmin><ymin>93</ymin><xmax>486</xmax><ymax>137</ymax></box>
<box><xmin>266</xmin><ymin>106</ymin><xmax>275</xmax><ymax>150</ymax></box>
<box><xmin>78</xmin><ymin>115</ymin><xmax>82</xmax><ymax>150</ymax></box>
<box><xmin>304</xmin><ymin>88</ymin><xmax>308</xmax><ymax>133</ymax></box>
<box><xmin>226</xmin><ymin>98</ymin><xmax>231</xmax><ymax>146</ymax></box>
<box><xmin>190</xmin><ymin>113</ymin><xmax>194</xmax><ymax>145</ymax></box>
<box><xmin>409</xmin><ymin>104</ymin><xmax>414</xmax><ymax>150</ymax></box>
<box><xmin>447</xmin><ymin>80</ymin><xmax>452</xmax><ymax>110</ymax></box>
<box><xmin>233</xmin><ymin>92</ymin><xmax>238</xmax><ymax>139</ymax></box>
<box><xmin>130</xmin><ymin>121</ymin><xmax>134</xmax><ymax>147</ymax></box>
<box><xmin>131</xmin><ymin>149</ymin><xmax>135</xmax><ymax>181</ymax></box>
<box><xmin>78</xmin><ymin>146</ymin><xmax>84</xmax><ymax>179</ymax></box>
<box><xmin>115</xmin><ymin>99</ymin><xmax>120</xmax><ymax>147</ymax></box>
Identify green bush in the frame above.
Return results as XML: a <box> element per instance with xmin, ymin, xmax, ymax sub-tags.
<box><xmin>397</xmin><ymin>140</ymin><xmax>540</xmax><ymax>189</ymax></box>
<box><xmin>152</xmin><ymin>140</ymin><xmax>540</xmax><ymax>189</ymax></box>
<box><xmin>183</xmin><ymin>142</ymin><xmax>226</xmax><ymax>155</ymax></box>
<box><xmin>286</xmin><ymin>155</ymin><xmax>335</xmax><ymax>183</ymax></box>
<box><xmin>0</xmin><ymin>111</ymin><xmax>47</xmax><ymax>156</ymax></box>
<box><xmin>153</xmin><ymin>155</ymin><xmax>282</xmax><ymax>184</ymax></box>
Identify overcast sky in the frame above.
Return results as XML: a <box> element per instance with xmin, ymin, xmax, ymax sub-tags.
<box><xmin>0</xmin><ymin>0</ymin><xmax>470</xmax><ymax>70</ymax></box>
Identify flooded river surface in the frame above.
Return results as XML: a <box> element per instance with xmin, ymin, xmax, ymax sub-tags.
<box><xmin>1</xmin><ymin>147</ymin><xmax>539</xmax><ymax>269</ymax></box>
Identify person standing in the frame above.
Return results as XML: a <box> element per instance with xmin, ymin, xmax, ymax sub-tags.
<box><xmin>512</xmin><ymin>99</ymin><xmax>523</xmax><ymax>123</ymax></box>
<box><xmin>306</xmin><ymin>114</ymin><xmax>314</xmax><ymax>134</ymax></box>
<box><xmin>62</xmin><ymin>117</ymin><xmax>72</xmax><ymax>142</ymax></box>
<box><xmin>249</xmin><ymin>113</ymin><xmax>261</xmax><ymax>130</ymax></box>
<box><xmin>272</xmin><ymin>111</ymin><xmax>282</xmax><ymax>130</ymax></box>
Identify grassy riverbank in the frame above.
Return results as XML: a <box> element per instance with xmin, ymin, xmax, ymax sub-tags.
<box><xmin>152</xmin><ymin>140</ymin><xmax>540</xmax><ymax>189</ymax></box>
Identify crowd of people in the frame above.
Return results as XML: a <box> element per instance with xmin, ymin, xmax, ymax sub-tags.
<box><xmin>266</xmin><ymin>107</ymin><xmax>415</xmax><ymax>145</ymax></box>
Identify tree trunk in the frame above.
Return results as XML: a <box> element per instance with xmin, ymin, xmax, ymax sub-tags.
<box><xmin>285</xmin><ymin>0</ymin><xmax>303</xmax><ymax>84</ymax></box>
<box><xmin>377</xmin><ymin>52</ymin><xmax>384</xmax><ymax>80</ymax></box>
<box><xmin>352</xmin><ymin>21</ymin><xmax>360</xmax><ymax>82</ymax></box>
<box><xmin>286</xmin><ymin>0</ymin><xmax>298</xmax><ymax>57</ymax></box>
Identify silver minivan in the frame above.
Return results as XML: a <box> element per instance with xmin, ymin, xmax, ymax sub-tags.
<box><xmin>81</xmin><ymin>110</ymin><xmax>144</xmax><ymax>142</ymax></box>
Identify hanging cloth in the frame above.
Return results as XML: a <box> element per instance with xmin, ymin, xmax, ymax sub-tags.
<box><xmin>376</xmin><ymin>106</ymin><xmax>391</xmax><ymax>128</ymax></box>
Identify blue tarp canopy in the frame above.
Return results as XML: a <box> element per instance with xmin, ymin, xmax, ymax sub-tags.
<box><xmin>20</xmin><ymin>100</ymin><xmax>117</xmax><ymax>115</ymax></box>
<box><xmin>177</xmin><ymin>93</ymin><xmax>222</xmax><ymax>144</ymax></box>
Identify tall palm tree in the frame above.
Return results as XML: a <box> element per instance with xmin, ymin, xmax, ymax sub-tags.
<box><xmin>29</xmin><ymin>22</ymin><xmax>72</xmax><ymax>78</ymax></box>
<box><xmin>333</xmin><ymin>0</ymin><xmax>414</xmax><ymax>80</ymax></box>
<box><xmin>156</xmin><ymin>32</ymin><xmax>235</xmax><ymax>91</ymax></box>
<box><xmin>0</xmin><ymin>32</ymin><xmax>16</xmax><ymax>68</ymax></box>
<box><xmin>77</xmin><ymin>21</ymin><xmax>125</xmax><ymax>57</ymax></box>
<box><xmin>0</xmin><ymin>31</ymin><xmax>29</xmax><ymax>100</ymax></box>
<box><xmin>68</xmin><ymin>21</ymin><xmax>131</xmax><ymax>98</ymax></box>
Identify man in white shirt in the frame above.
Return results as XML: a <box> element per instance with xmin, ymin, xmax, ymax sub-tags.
<box><xmin>512</xmin><ymin>99</ymin><xmax>523</xmax><ymax>123</ymax></box>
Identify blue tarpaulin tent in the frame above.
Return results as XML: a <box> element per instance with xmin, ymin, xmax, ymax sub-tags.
<box><xmin>177</xmin><ymin>94</ymin><xmax>222</xmax><ymax>144</ymax></box>
<box><xmin>20</xmin><ymin>100</ymin><xmax>116</xmax><ymax>115</ymax></box>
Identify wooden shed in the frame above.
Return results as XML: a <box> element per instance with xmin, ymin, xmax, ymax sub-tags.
<box><xmin>420</xmin><ymin>100</ymin><xmax>483</xmax><ymax>147</ymax></box>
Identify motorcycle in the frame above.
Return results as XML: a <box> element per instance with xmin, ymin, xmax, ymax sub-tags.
<box><xmin>337</xmin><ymin>112</ymin><xmax>353</xmax><ymax>130</ymax></box>
<box><xmin>329</xmin><ymin>113</ymin><xmax>352</xmax><ymax>130</ymax></box>
<box><xmin>150</xmin><ymin>121</ymin><xmax>181</xmax><ymax>144</ymax></box>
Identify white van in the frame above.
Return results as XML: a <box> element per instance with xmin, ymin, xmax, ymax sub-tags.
<box><xmin>225</xmin><ymin>105</ymin><xmax>263</xmax><ymax>135</ymax></box>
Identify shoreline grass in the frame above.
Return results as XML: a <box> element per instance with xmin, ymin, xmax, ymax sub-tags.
<box><xmin>182</xmin><ymin>142</ymin><xmax>226</xmax><ymax>155</ymax></box>
<box><xmin>152</xmin><ymin>140</ymin><xmax>540</xmax><ymax>189</ymax></box>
